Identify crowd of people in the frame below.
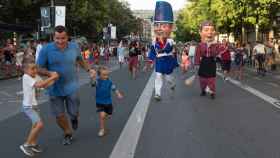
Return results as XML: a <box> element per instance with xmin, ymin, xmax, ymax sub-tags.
<box><xmin>180</xmin><ymin>39</ymin><xmax>280</xmax><ymax>82</ymax></box>
<box><xmin>0</xmin><ymin>39</ymin><xmax>48</xmax><ymax>79</ymax></box>
<box><xmin>0</xmin><ymin>1</ymin><xmax>278</xmax><ymax>157</ymax></box>
<box><xmin>1</xmin><ymin>1</ymin><xmax>279</xmax><ymax>157</ymax></box>
<box><xmin>0</xmin><ymin>36</ymin><xmax>154</xmax><ymax>81</ymax></box>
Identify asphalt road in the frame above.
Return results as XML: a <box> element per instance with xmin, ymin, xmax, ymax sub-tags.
<box><xmin>1</xmin><ymin>63</ymin><xmax>280</xmax><ymax>158</ymax></box>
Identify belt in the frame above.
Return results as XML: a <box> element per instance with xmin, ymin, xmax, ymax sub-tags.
<box><xmin>157</xmin><ymin>53</ymin><xmax>173</xmax><ymax>57</ymax></box>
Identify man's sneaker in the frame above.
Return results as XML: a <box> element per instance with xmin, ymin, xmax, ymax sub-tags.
<box><xmin>71</xmin><ymin>118</ymin><xmax>79</xmax><ymax>130</ymax></box>
<box><xmin>62</xmin><ymin>134</ymin><xmax>73</xmax><ymax>145</ymax></box>
<box><xmin>20</xmin><ymin>144</ymin><xmax>35</xmax><ymax>157</ymax></box>
<box><xmin>98</xmin><ymin>129</ymin><xmax>106</xmax><ymax>137</ymax></box>
<box><xmin>200</xmin><ymin>91</ymin><xmax>206</xmax><ymax>96</ymax></box>
<box><xmin>154</xmin><ymin>95</ymin><xmax>161</xmax><ymax>101</ymax></box>
<box><xmin>30</xmin><ymin>144</ymin><xmax>43</xmax><ymax>153</ymax></box>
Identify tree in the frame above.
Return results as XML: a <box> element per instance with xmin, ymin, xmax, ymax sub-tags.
<box><xmin>0</xmin><ymin>0</ymin><xmax>140</xmax><ymax>41</ymax></box>
<box><xmin>175</xmin><ymin>0</ymin><xmax>280</xmax><ymax>42</ymax></box>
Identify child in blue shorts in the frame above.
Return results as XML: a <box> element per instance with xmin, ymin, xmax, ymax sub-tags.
<box><xmin>20</xmin><ymin>61</ymin><xmax>59</xmax><ymax>157</ymax></box>
<box><xmin>91</xmin><ymin>66</ymin><xmax>123</xmax><ymax>137</ymax></box>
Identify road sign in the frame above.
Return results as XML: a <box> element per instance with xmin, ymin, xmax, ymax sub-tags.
<box><xmin>111</xmin><ymin>26</ymin><xmax>117</xmax><ymax>39</ymax></box>
<box><xmin>55</xmin><ymin>6</ymin><xmax>66</xmax><ymax>26</ymax></box>
<box><xmin>40</xmin><ymin>7</ymin><xmax>51</xmax><ymax>28</ymax></box>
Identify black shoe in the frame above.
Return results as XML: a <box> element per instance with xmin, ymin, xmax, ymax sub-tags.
<box><xmin>211</xmin><ymin>94</ymin><xmax>215</xmax><ymax>99</ymax></box>
<box><xmin>154</xmin><ymin>95</ymin><xmax>161</xmax><ymax>101</ymax></box>
<box><xmin>200</xmin><ymin>91</ymin><xmax>206</xmax><ymax>96</ymax></box>
<box><xmin>71</xmin><ymin>118</ymin><xmax>78</xmax><ymax>131</ymax></box>
<box><xmin>63</xmin><ymin>134</ymin><xmax>73</xmax><ymax>145</ymax></box>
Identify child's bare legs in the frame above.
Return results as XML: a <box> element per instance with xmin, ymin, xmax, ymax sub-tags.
<box><xmin>25</xmin><ymin>121</ymin><xmax>44</xmax><ymax>145</ymax></box>
<box><xmin>99</xmin><ymin>112</ymin><xmax>107</xmax><ymax>130</ymax></box>
<box><xmin>98</xmin><ymin>112</ymin><xmax>109</xmax><ymax>137</ymax></box>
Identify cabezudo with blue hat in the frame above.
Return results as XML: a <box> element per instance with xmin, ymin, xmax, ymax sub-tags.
<box><xmin>154</xmin><ymin>1</ymin><xmax>174</xmax><ymax>24</ymax></box>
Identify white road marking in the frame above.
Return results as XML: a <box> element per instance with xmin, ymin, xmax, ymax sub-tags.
<box><xmin>253</xmin><ymin>77</ymin><xmax>262</xmax><ymax>80</ymax></box>
<box><xmin>217</xmin><ymin>72</ymin><xmax>280</xmax><ymax>109</ymax></box>
<box><xmin>110</xmin><ymin>72</ymin><xmax>155</xmax><ymax>158</ymax></box>
<box><xmin>7</xmin><ymin>100</ymin><xmax>21</xmax><ymax>103</ymax></box>
<box><xmin>266</xmin><ymin>82</ymin><xmax>279</xmax><ymax>88</ymax></box>
<box><xmin>0</xmin><ymin>91</ymin><xmax>13</xmax><ymax>97</ymax></box>
<box><xmin>275</xmin><ymin>75</ymin><xmax>280</xmax><ymax>79</ymax></box>
<box><xmin>16</xmin><ymin>91</ymin><xmax>23</xmax><ymax>95</ymax></box>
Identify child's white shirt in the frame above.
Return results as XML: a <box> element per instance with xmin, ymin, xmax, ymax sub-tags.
<box><xmin>22</xmin><ymin>74</ymin><xmax>41</xmax><ymax>108</ymax></box>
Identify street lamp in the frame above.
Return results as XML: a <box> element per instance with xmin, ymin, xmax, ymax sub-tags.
<box><xmin>36</xmin><ymin>19</ymin><xmax>41</xmax><ymax>40</ymax></box>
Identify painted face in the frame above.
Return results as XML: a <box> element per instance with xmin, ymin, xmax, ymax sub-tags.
<box><xmin>200</xmin><ymin>26</ymin><xmax>215</xmax><ymax>42</ymax></box>
<box><xmin>154</xmin><ymin>23</ymin><xmax>173</xmax><ymax>39</ymax></box>
<box><xmin>54</xmin><ymin>31</ymin><xmax>68</xmax><ymax>50</ymax></box>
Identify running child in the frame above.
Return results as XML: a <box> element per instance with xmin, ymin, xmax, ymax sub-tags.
<box><xmin>91</xmin><ymin>66</ymin><xmax>123</xmax><ymax>137</ymax></box>
<box><xmin>20</xmin><ymin>61</ymin><xmax>59</xmax><ymax>157</ymax></box>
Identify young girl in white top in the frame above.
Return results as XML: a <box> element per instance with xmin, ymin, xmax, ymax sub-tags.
<box><xmin>20</xmin><ymin>61</ymin><xmax>59</xmax><ymax>157</ymax></box>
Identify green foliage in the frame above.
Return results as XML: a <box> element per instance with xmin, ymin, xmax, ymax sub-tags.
<box><xmin>0</xmin><ymin>0</ymin><xmax>140</xmax><ymax>40</ymax></box>
<box><xmin>175</xmin><ymin>0</ymin><xmax>280</xmax><ymax>42</ymax></box>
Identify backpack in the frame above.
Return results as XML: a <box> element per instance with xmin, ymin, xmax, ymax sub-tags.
<box><xmin>234</xmin><ymin>53</ymin><xmax>243</xmax><ymax>65</ymax></box>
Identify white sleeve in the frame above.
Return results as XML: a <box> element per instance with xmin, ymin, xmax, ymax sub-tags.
<box><xmin>23</xmin><ymin>75</ymin><xmax>37</xmax><ymax>88</ymax></box>
<box><xmin>167</xmin><ymin>39</ymin><xmax>174</xmax><ymax>46</ymax></box>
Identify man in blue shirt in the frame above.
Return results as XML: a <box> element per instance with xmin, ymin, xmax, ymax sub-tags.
<box><xmin>37</xmin><ymin>26</ymin><xmax>96</xmax><ymax>145</ymax></box>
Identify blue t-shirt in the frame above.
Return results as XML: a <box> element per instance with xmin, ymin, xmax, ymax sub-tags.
<box><xmin>36</xmin><ymin>42</ymin><xmax>82</xmax><ymax>96</ymax></box>
<box><xmin>95</xmin><ymin>78</ymin><xmax>116</xmax><ymax>105</ymax></box>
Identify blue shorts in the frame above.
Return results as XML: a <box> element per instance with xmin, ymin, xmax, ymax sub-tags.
<box><xmin>22</xmin><ymin>106</ymin><xmax>41</xmax><ymax>125</ymax></box>
<box><xmin>49</xmin><ymin>91</ymin><xmax>80</xmax><ymax>120</ymax></box>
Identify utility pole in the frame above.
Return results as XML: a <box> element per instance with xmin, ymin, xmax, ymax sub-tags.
<box><xmin>51</xmin><ymin>0</ymin><xmax>54</xmax><ymax>7</ymax></box>
<box><xmin>50</xmin><ymin>0</ymin><xmax>55</xmax><ymax>40</ymax></box>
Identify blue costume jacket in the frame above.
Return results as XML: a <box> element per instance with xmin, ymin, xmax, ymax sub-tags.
<box><xmin>149</xmin><ymin>39</ymin><xmax>178</xmax><ymax>75</ymax></box>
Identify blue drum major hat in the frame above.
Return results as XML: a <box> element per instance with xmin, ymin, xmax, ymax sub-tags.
<box><xmin>154</xmin><ymin>1</ymin><xmax>174</xmax><ymax>24</ymax></box>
